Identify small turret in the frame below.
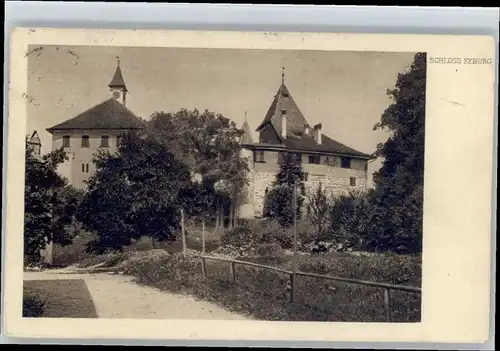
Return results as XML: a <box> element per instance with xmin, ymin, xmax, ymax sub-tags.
<box><xmin>238</xmin><ymin>111</ymin><xmax>256</xmax><ymax>219</ymax></box>
<box><xmin>109</xmin><ymin>57</ymin><xmax>128</xmax><ymax>105</ymax></box>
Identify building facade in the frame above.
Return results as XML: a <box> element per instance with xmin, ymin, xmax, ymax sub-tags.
<box><xmin>46</xmin><ymin>61</ymin><xmax>145</xmax><ymax>189</ymax></box>
<box><xmin>238</xmin><ymin>73</ymin><xmax>374</xmax><ymax>219</ymax></box>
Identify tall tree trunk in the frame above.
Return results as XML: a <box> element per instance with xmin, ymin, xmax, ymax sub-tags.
<box><xmin>218</xmin><ymin>198</ymin><xmax>224</xmax><ymax>229</ymax></box>
<box><xmin>228</xmin><ymin>198</ymin><xmax>233</xmax><ymax>229</ymax></box>
<box><xmin>215</xmin><ymin>197</ymin><xmax>220</xmax><ymax>229</ymax></box>
<box><xmin>234</xmin><ymin>196</ymin><xmax>239</xmax><ymax>227</ymax></box>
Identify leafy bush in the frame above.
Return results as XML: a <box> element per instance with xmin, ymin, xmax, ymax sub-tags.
<box><xmin>258</xmin><ymin>220</ymin><xmax>293</xmax><ymax>249</ymax></box>
<box><xmin>51</xmin><ymin>231</ymin><xmax>98</xmax><ymax>267</ymax></box>
<box><xmin>23</xmin><ymin>292</ymin><xmax>46</xmax><ymax>317</ymax></box>
<box><xmin>328</xmin><ymin>189</ymin><xmax>374</xmax><ymax>250</ymax></box>
<box><xmin>255</xmin><ymin>243</ymin><xmax>283</xmax><ymax>257</ymax></box>
<box><xmin>306</xmin><ymin>182</ymin><xmax>332</xmax><ymax>235</ymax></box>
<box><xmin>220</xmin><ymin>224</ymin><xmax>259</xmax><ymax>252</ymax></box>
<box><xmin>128</xmin><ymin>236</ymin><xmax>156</xmax><ymax>252</ymax></box>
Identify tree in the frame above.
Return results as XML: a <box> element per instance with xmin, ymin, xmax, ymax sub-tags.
<box><xmin>307</xmin><ymin>182</ymin><xmax>332</xmax><ymax>236</ymax></box>
<box><xmin>24</xmin><ymin>142</ymin><xmax>80</xmax><ymax>264</ymax></box>
<box><xmin>328</xmin><ymin>188</ymin><xmax>375</xmax><ymax>249</ymax></box>
<box><xmin>370</xmin><ymin>52</ymin><xmax>426</xmax><ymax>253</ymax></box>
<box><xmin>267</xmin><ymin>153</ymin><xmax>306</xmax><ymax>227</ymax></box>
<box><xmin>76</xmin><ymin>131</ymin><xmax>193</xmax><ymax>251</ymax></box>
<box><xmin>147</xmin><ymin>109</ymin><xmax>249</xmax><ymax>226</ymax></box>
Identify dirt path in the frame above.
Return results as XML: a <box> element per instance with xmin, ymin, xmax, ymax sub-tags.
<box><xmin>24</xmin><ymin>270</ymin><xmax>251</xmax><ymax>320</ymax></box>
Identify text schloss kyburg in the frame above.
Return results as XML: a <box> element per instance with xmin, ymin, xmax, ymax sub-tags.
<box><xmin>429</xmin><ymin>57</ymin><xmax>492</xmax><ymax>64</ymax></box>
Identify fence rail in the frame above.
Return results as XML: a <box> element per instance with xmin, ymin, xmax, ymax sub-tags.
<box><xmin>198</xmin><ymin>254</ymin><xmax>421</xmax><ymax>322</ymax></box>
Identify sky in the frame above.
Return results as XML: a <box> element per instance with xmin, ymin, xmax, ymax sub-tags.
<box><xmin>26</xmin><ymin>45</ymin><xmax>416</xmax><ymax>187</ymax></box>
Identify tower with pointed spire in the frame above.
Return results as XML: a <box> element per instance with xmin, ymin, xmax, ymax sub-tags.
<box><xmin>238</xmin><ymin>67</ymin><xmax>374</xmax><ymax>218</ymax></box>
<box><xmin>238</xmin><ymin>111</ymin><xmax>256</xmax><ymax>219</ymax></box>
<box><xmin>109</xmin><ymin>57</ymin><xmax>128</xmax><ymax>105</ymax></box>
<box><xmin>46</xmin><ymin>57</ymin><xmax>144</xmax><ymax>190</ymax></box>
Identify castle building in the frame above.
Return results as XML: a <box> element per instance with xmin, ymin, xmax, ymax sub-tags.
<box><xmin>238</xmin><ymin>70</ymin><xmax>374</xmax><ymax>219</ymax></box>
<box><xmin>46</xmin><ymin>60</ymin><xmax>145</xmax><ymax>189</ymax></box>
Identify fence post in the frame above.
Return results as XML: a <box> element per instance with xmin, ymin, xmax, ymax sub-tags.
<box><xmin>384</xmin><ymin>288</ymin><xmax>392</xmax><ymax>322</ymax></box>
<box><xmin>229</xmin><ymin>262</ymin><xmax>236</xmax><ymax>282</ymax></box>
<box><xmin>181</xmin><ymin>209</ymin><xmax>186</xmax><ymax>257</ymax></box>
<box><xmin>288</xmin><ymin>273</ymin><xmax>295</xmax><ymax>303</ymax></box>
<box><xmin>202</xmin><ymin>220</ymin><xmax>206</xmax><ymax>254</ymax></box>
<box><xmin>201</xmin><ymin>257</ymin><xmax>207</xmax><ymax>279</ymax></box>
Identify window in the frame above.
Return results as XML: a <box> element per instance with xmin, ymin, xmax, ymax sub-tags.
<box><xmin>350</xmin><ymin>177</ymin><xmax>356</xmax><ymax>187</ymax></box>
<box><xmin>81</xmin><ymin>135</ymin><xmax>90</xmax><ymax>148</ymax></box>
<box><xmin>302</xmin><ymin>173</ymin><xmax>309</xmax><ymax>181</ymax></box>
<box><xmin>308</xmin><ymin>155</ymin><xmax>321</xmax><ymax>164</ymax></box>
<box><xmin>254</xmin><ymin>151</ymin><xmax>265</xmax><ymax>163</ymax></box>
<box><xmin>341</xmin><ymin>157</ymin><xmax>351</xmax><ymax>169</ymax></box>
<box><xmin>100</xmin><ymin>135</ymin><xmax>110</xmax><ymax>148</ymax></box>
<box><xmin>62</xmin><ymin>135</ymin><xmax>70</xmax><ymax>148</ymax></box>
<box><xmin>116</xmin><ymin>135</ymin><xmax>122</xmax><ymax>147</ymax></box>
<box><xmin>82</xmin><ymin>163</ymin><xmax>85</xmax><ymax>173</ymax></box>
<box><xmin>82</xmin><ymin>163</ymin><xmax>90</xmax><ymax>173</ymax></box>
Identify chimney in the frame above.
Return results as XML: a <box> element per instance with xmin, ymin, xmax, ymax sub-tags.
<box><xmin>281</xmin><ymin>109</ymin><xmax>287</xmax><ymax>139</ymax></box>
<box><xmin>313</xmin><ymin>123</ymin><xmax>322</xmax><ymax>144</ymax></box>
<box><xmin>304</xmin><ymin>123</ymin><xmax>310</xmax><ymax>136</ymax></box>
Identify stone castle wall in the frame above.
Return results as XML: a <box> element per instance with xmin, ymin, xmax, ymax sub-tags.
<box><xmin>244</xmin><ymin>150</ymin><xmax>368</xmax><ymax>218</ymax></box>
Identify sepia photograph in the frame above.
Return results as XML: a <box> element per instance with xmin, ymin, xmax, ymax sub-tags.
<box><xmin>3</xmin><ymin>27</ymin><xmax>495</xmax><ymax>344</ymax></box>
<box><xmin>22</xmin><ymin>45</ymin><xmax>424</xmax><ymax>322</ymax></box>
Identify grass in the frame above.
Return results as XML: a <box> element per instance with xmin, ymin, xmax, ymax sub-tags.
<box><xmin>23</xmin><ymin>279</ymin><xmax>98</xmax><ymax>318</ymax></box>
<box><xmin>125</xmin><ymin>251</ymin><xmax>422</xmax><ymax>322</ymax></box>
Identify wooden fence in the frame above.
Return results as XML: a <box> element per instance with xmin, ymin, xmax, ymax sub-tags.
<box><xmin>199</xmin><ymin>254</ymin><xmax>421</xmax><ymax>322</ymax></box>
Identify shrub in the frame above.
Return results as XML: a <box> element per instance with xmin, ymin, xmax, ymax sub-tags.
<box><xmin>127</xmin><ymin>236</ymin><xmax>156</xmax><ymax>252</ymax></box>
<box><xmin>23</xmin><ymin>292</ymin><xmax>46</xmax><ymax>317</ymax></box>
<box><xmin>307</xmin><ymin>182</ymin><xmax>333</xmax><ymax>235</ymax></box>
<box><xmin>260</xmin><ymin>230</ymin><xmax>292</xmax><ymax>250</ymax></box>
<box><xmin>51</xmin><ymin>231</ymin><xmax>97</xmax><ymax>267</ymax></box>
<box><xmin>295</xmin><ymin>220</ymin><xmax>317</xmax><ymax>246</ymax></box>
<box><xmin>328</xmin><ymin>189</ymin><xmax>374</xmax><ymax>250</ymax></box>
<box><xmin>221</xmin><ymin>224</ymin><xmax>259</xmax><ymax>252</ymax></box>
<box><xmin>255</xmin><ymin>243</ymin><xmax>283</xmax><ymax>257</ymax></box>
<box><xmin>256</xmin><ymin>219</ymin><xmax>317</xmax><ymax>251</ymax></box>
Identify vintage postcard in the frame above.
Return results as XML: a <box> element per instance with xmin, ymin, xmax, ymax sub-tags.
<box><xmin>2</xmin><ymin>28</ymin><xmax>496</xmax><ymax>343</ymax></box>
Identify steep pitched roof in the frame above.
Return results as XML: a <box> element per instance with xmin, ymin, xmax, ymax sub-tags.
<box><xmin>254</xmin><ymin>82</ymin><xmax>373</xmax><ymax>159</ymax></box>
<box><xmin>46</xmin><ymin>98</ymin><xmax>145</xmax><ymax>132</ymax></box>
<box><xmin>108</xmin><ymin>65</ymin><xmax>128</xmax><ymax>92</ymax></box>
<box><xmin>256</xmin><ymin>83</ymin><xmax>309</xmax><ymax>139</ymax></box>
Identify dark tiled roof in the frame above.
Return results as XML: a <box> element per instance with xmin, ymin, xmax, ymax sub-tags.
<box><xmin>256</xmin><ymin>84</ymin><xmax>309</xmax><ymax>138</ymax></box>
<box><xmin>47</xmin><ymin>98</ymin><xmax>145</xmax><ymax>132</ymax></box>
<box><xmin>253</xmin><ymin>82</ymin><xmax>373</xmax><ymax>159</ymax></box>
<box><xmin>108</xmin><ymin>65</ymin><xmax>128</xmax><ymax>92</ymax></box>
<box><xmin>283</xmin><ymin>134</ymin><xmax>373</xmax><ymax>158</ymax></box>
